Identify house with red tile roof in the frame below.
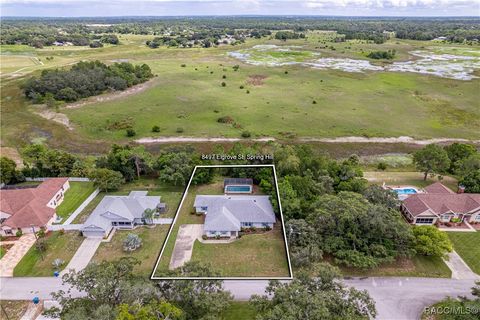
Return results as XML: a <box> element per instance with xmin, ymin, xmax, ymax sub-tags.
<box><xmin>0</xmin><ymin>178</ymin><xmax>70</xmax><ymax>236</ymax></box>
<box><xmin>400</xmin><ymin>182</ymin><xmax>480</xmax><ymax>225</ymax></box>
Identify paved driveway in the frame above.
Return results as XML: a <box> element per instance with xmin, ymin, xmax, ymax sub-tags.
<box><xmin>443</xmin><ymin>250</ymin><xmax>480</xmax><ymax>280</ymax></box>
<box><xmin>0</xmin><ymin>234</ymin><xmax>36</xmax><ymax>277</ymax></box>
<box><xmin>169</xmin><ymin>224</ymin><xmax>203</xmax><ymax>270</ymax></box>
<box><xmin>60</xmin><ymin>238</ymin><xmax>101</xmax><ymax>275</ymax></box>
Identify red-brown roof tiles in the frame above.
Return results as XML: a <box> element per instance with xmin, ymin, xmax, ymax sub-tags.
<box><xmin>0</xmin><ymin>178</ymin><xmax>68</xmax><ymax>229</ymax></box>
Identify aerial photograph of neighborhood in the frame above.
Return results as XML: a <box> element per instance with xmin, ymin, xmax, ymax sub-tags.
<box><xmin>0</xmin><ymin>0</ymin><xmax>479</xmax><ymax>319</ymax></box>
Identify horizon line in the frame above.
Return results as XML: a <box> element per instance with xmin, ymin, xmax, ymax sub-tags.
<box><xmin>2</xmin><ymin>14</ymin><xmax>480</xmax><ymax>18</ymax></box>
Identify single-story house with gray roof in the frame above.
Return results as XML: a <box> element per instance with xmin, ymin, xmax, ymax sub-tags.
<box><xmin>194</xmin><ymin>195</ymin><xmax>276</xmax><ymax>238</ymax></box>
<box><xmin>82</xmin><ymin>191</ymin><xmax>165</xmax><ymax>238</ymax></box>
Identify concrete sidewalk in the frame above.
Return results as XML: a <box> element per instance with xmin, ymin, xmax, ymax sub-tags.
<box><xmin>0</xmin><ymin>234</ymin><xmax>36</xmax><ymax>277</ymax></box>
<box><xmin>60</xmin><ymin>238</ymin><xmax>101</xmax><ymax>275</ymax></box>
<box><xmin>444</xmin><ymin>250</ymin><xmax>480</xmax><ymax>280</ymax></box>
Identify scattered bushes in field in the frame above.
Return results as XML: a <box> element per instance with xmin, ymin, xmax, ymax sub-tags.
<box><xmin>222</xmin><ymin>75</ymin><xmax>226</xmax><ymax>79</ymax></box>
<box><xmin>217</xmin><ymin>116</ymin><xmax>234</xmax><ymax>124</ymax></box>
<box><xmin>176</xmin><ymin>127</ymin><xmax>184</xmax><ymax>133</ymax></box>
<box><xmin>367</xmin><ymin>49</ymin><xmax>396</xmax><ymax>59</ymax></box>
<box><xmin>246</xmin><ymin>90</ymin><xmax>250</xmax><ymax>94</ymax></box>
<box><xmin>312</xmin><ymin>100</ymin><xmax>317</xmax><ymax>104</ymax></box>
<box><xmin>106</xmin><ymin>117</ymin><xmax>134</xmax><ymax>130</ymax></box>
<box><xmin>126</xmin><ymin>129</ymin><xmax>136</xmax><ymax>137</ymax></box>
<box><xmin>23</xmin><ymin>60</ymin><xmax>153</xmax><ymax>103</ymax></box>
<box><xmin>151</xmin><ymin>125</ymin><xmax>161</xmax><ymax>133</ymax></box>
<box><xmin>89</xmin><ymin>41</ymin><xmax>103</xmax><ymax>48</ymax></box>
<box><xmin>221</xmin><ymin>82</ymin><xmax>226</xmax><ymax>87</ymax></box>
<box><xmin>181</xmin><ymin>64</ymin><xmax>186</xmax><ymax>67</ymax></box>
<box><xmin>284</xmin><ymin>71</ymin><xmax>288</xmax><ymax>74</ymax></box>
<box><xmin>241</xmin><ymin>131</ymin><xmax>251</xmax><ymax>138</ymax></box>
<box><xmin>232</xmin><ymin>65</ymin><xmax>240</xmax><ymax>71</ymax></box>
<box><xmin>377</xmin><ymin>162</ymin><xmax>387</xmax><ymax>171</ymax></box>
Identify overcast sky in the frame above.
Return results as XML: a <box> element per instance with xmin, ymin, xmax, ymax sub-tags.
<box><xmin>1</xmin><ymin>0</ymin><xmax>479</xmax><ymax>17</ymax></box>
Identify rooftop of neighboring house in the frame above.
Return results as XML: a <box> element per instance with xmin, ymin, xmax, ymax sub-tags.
<box><xmin>402</xmin><ymin>182</ymin><xmax>480</xmax><ymax>217</ymax></box>
<box><xmin>0</xmin><ymin>178</ymin><xmax>69</xmax><ymax>229</ymax></box>
<box><xmin>82</xmin><ymin>191</ymin><xmax>162</xmax><ymax>231</ymax></box>
<box><xmin>194</xmin><ymin>195</ymin><xmax>275</xmax><ymax>232</ymax></box>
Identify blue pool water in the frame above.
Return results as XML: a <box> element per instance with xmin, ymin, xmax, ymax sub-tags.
<box><xmin>226</xmin><ymin>185</ymin><xmax>252</xmax><ymax>193</ymax></box>
<box><xmin>394</xmin><ymin>188</ymin><xmax>418</xmax><ymax>195</ymax></box>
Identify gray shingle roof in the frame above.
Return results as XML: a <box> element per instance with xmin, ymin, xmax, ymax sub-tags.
<box><xmin>81</xmin><ymin>191</ymin><xmax>161</xmax><ymax>232</ymax></box>
<box><xmin>194</xmin><ymin>195</ymin><xmax>276</xmax><ymax>232</ymax></box>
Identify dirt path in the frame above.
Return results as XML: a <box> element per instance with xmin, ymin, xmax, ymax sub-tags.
<box><xmin>136</xmin><ymin>136</ymin><xmax>480</xmax><ymax>144</ymax></box>
<box><xmin>136</xmin><ymin>137</ymin><xmax>276</xmax><ymax>143</ymax></box>
<box><xmin>33</xmin><ymin>107</ymin><xmax>73</xmax><ymax>130</ymax></box>
<box><xmin>63</xmin><ymin>78</ymin><xmax>158</xmax><ymax>109</ymax></box>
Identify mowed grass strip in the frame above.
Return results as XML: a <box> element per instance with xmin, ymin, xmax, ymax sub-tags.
<box><xmin>91</xmin><ymin>225</ymin><xmax>169</xmax><ymax>277</ymax></box>
<box><xmin>191</xmin><ymin>230</ymin><xmax>290</xmax><ymax>277</ymax></box>
<box><xmin>338</xmin><ymin>255</ymin><xmax>452</xmax><ymax>278</ymax></box>
<box><xmin>447</xmin><ymin>232</ymin><xmax>480</xmax><ymax>275</ymax></box>
<box><xmin>13</xmin><ymin>231</ymin><xmax>84</xmax><ymax>277</ymax></box>
<box><xmin>55</xmin><ymin>181</ymin><xmax>96</xmax><ymax>222</ymax></box>
<box><xmin>221</xmin><ymin>302</ymin><xmax>256</xmax><ymax>320</ymax></box>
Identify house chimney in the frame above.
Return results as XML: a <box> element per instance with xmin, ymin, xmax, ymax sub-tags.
<box><xmin>457</xmin><ymin>185</ymin><xmax>465</xmax><ymax>194</ymax></box>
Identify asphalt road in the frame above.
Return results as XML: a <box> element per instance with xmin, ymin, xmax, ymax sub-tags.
<box><xmin>0</xmin><ymin>277</ymin><xmax>476</xmax><ymax>320</ymax></box>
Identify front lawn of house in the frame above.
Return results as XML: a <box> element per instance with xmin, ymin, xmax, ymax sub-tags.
<box><xmin>447</xmin><ymin>232</ymin><xmax>480</xmax><ymax>275</ymax></box>
<box><xmin>13</xmin><ymin>231</ymin><xmax>84</xmax><ymax>277</ymax></box>
<box><xmin>91</xmin><ymin>225</ymin><xmax>169</xmax><ymax>277</ymax></box>
<box><xmin>55</xmin><ymin>181</ymin><xmax>96</xmax><ymax>222</ymax></box>
<box><xmin>191</xmin><ymin>229</ymin><xmax>290</xmax><ymax>277</ymax></box>
<box><xmin>222</xmin><ymin>302</ymin><xmax>256</xmax><ymax>320</ymax></box>
<box><xmin>363</xmin><ymin>171</ymin><xmax>459</xmax><ymax>192</ymax></box>
<box><xmin>338</xmin><ymin>255</ymin><xmax>452</xmax><ymax>278</ymax></box>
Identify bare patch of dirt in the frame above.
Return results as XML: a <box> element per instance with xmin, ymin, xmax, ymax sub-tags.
<box><xmin>64</xmin><ymin>78</ymin><xmax>158</xmax><ymax>109</ymax></box>
<box><xmin>0</xmin><ymin>147</ymin><xmax>24</xmax><ymax>168</ymax></box>
<box><xmin>247</xmin><ymin>74</ymin><xmax>268</xmax><ymax>86</ymax></box>
<box><xmin>33</xmin><ymin>106</ymin><xmax>73</xmax><ymax>130</ymax></box>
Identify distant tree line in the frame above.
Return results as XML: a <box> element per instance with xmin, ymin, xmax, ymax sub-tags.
<box><xmin>3</xmin><ymin>17</ymin><xmax>479</xmax><ymax>48</ymax></box>
<box><xmin>22</xmin><ymin>61</ymin><xmax>153</xmax><ymax>103</ymax></box>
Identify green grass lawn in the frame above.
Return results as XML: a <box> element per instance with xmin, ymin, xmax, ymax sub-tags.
<box><xmin>191</xmin><ymin>229</ymin><xmax>290</xmax><ymax>277</ymax></box>
<box><xmin>55</xmin><ymin>181</ymin><xmax>96</xmax><ymax>222</ymax></box>
<box><xmin>13</xmin><ymin>231</ymin><xmax>84</xmax><ymax>277</ymax></box>
<box><xmin>222</xmin><ymin>302</ymin><xmax>257</xmax><ymax>320</ymax></box>
<box><xmin>447</xmin><ymin>232</ymin><xmax>480</xmax><ymax>275</ymax></box>
<box><xmin>363</xmin><ymin>171</ymin><xmax>459</xmax><ymax>191</ymax></box>
<box><xmin>338</xmin><ymin>255</ymin><xmax>452</xmax><ymax>278</ymax></box>
<box><xmin>91</xmin><ymin>225</ymin><xmax>169</xmax><ymax>277</ymax></box>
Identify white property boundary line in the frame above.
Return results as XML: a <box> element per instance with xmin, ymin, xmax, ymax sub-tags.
<box><xmin>150</xmin><ymin>164</ymin><xmax>293</xmax><ymax>280</ymax></box>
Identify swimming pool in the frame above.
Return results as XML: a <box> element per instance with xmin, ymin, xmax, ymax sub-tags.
<box><xmin>225</xmin><ymin>185</ymin><xmax>253</xmax><ymax>193</ymax></box>
<box><xmin>393</xmin><ymin>188</ymin><xmax>418</xmax><ymax>195</ymax></box>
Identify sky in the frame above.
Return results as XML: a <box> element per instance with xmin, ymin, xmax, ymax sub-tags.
<box><xmin>1</xmin><ymin>0</ymin><xmax>479</xmax><ymax>17</ymax></box>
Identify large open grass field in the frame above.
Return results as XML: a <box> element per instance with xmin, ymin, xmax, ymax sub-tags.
<box><xmin>1</xmin><ymin>34</ymin><xmax>479</xmax><ymax>152</ymax></box>
<box><xmin>447</xmin><ymin>232</ymin><xmax>480</xmax><ymax>275</ymax></box>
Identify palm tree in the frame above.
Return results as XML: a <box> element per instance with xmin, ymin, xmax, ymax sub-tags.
<box><xmin>142</xmin><ymin>208</ymin><xmax>156</xmax><ymax>225</ymax></box>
